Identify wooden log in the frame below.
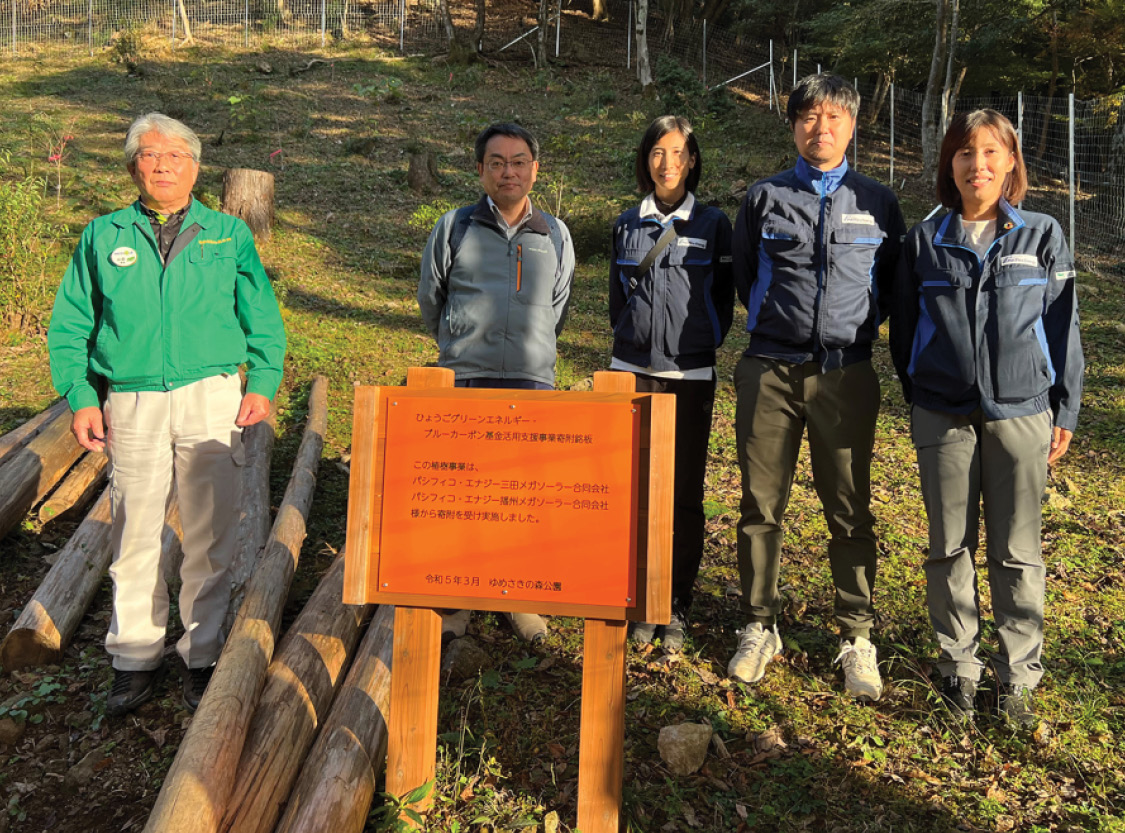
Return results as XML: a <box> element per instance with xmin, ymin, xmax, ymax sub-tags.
<box><xmin>274</xmin><ymin>604</ymin><xmax>394</xmax><ymax>833</ymax></box>
<box><xmin>0</xmin><ymin>410</ymin><xmax>84</xmax><ymax>540</ymax></box>
<box><xmin>219</xmin><ymin>553</ymin><xmax>372</xmax><ymax>833</ymax></box>
<box><xmin>143</xmin><ymin>375</ymin><xmax>329</xmax><ymax>833</ymax></box>
<box><xmin>0</xmin><ymin>400</ymin><xmax>67</xmax><ymax>467</ymax></box>
<box><xmin>38</xmin><ymin>452</ymin><xmax>109</xmax><ymax>523</ymax></box>
<box><xmin>221</xmin><ymin>169</ymin><xmax>275</xmax><ymax>242</ymax></box>
<box><xmin>1</xmin><ymin>490</ymin><xmax>182</xmax><ymax>672</ymax></box>
<box><xmin>223</xmin><ymin>409</ymin><xmax>278</xmax><ymax>635</ymax></box>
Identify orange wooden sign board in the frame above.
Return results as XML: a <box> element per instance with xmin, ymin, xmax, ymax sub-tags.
<box><xmin>379</xmin><ymin>395</ymin><xmax>639</xmax><ymax>607</ymax></box>
<box><xmin>343</xmin><ymin>368</ymin><xmax>674</xmax><ymax>833</ymax></box>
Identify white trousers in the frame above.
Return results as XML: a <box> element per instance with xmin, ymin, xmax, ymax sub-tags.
<box><xmin>104</xmin><ymin>374</ymin><xmax>244</xmax><ymax>671</ymax></box>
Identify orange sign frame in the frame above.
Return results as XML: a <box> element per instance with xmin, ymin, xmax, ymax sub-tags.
<box><xmin>343</xmin><ymin>368</ymin><xmax>674</xmax><ymax>623</ymax></box>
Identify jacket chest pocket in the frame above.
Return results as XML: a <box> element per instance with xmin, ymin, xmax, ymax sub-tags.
<box><xmin>760</xmin><ymin>221</ymin><xmax>812</xmax><ymax>273</ymax></box>
<box><xmin>189</xmin><ymin>244</ymin><xmax>238</xmax><ymax>291</ymax></box>
<box><xmin>513</xmin><ymin>240</ymin><xmax>557</xmax><ymax>306</ymax></box>
<box><xmin>829</xmin><ymin>226</ymin><xmax>886</xmax><ymax>282</ymax></box>
<box><xmin>668</xmin><ymin>237</ymin><xmax>713</xmax><ymax>268</ymax></box>
<box><xmin>990</xmin><ymin>266</ymin><xmax>1051</xmax><ymax>402</ymax></box>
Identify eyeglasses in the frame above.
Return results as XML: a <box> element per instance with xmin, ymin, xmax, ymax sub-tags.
<box><xmin>135</xmin><ymin>150</ymin><xmax>196</xmax><ymax>165</ymax></box>
<box><xmin>485</xmin><ymin>159</ymin><xmax>532</xmax><ymax>173</ymax></box>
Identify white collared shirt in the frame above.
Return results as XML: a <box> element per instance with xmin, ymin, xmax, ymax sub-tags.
<box><xmin>487</xmin><ymin>195</ymin><xmax>534</xmax><ymax>239</ymax></box>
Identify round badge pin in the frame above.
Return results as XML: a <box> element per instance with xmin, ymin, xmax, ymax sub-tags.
<box><xmin>110</xmin><ymin>246</ymin><xmax>138</xmax><ymax>267</ymax></box>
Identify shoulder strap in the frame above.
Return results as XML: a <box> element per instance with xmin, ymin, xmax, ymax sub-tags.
<box><xmin>630</xmin><ymin>222</ymin><xmax>678</xmax><ymax>289</ymax></box>
<box><xmin>542</xmin><ymin>213</ymin><xmax>565</xmax><ymax>276</ymax></box>
<box><xmin>447</xmin><ymin>205</ymin><xmax>477</xmax><ymax>264</ymax></box>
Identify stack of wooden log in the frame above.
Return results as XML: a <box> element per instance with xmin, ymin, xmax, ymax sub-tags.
<box><xmin>0</xmin><ymin>377</ymin><xmax>396</xmax><ymax>833</ymax></box>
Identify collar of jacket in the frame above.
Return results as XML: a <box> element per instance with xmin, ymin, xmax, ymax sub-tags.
<box><xmin>639</xmin><ymin>191</ymin><xmax>696</xmax><ymax>224</ymax></box>
<box><xmin>933</xmin><ymin>198</ymin><xmax>1026</xmax><ymax>249</ymax></box>
<box><xmin>114</xmin><ymin>198</ymin><xmax>214</xmax><ymax>232</ymax></box>
<box><xmin>470</xmin><ymin>194</ymin><xmax>551</xmax><ymax>235</ymax></box>
<box><xmin>794</xmin><ymin>155</ymin><xmax>849</xmax><ymax>195</ymax></box>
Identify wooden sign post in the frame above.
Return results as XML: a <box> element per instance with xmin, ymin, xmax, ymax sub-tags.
<box><xmin>343</xmin><ymin>368</ymin><xmax>674</xmax><ymax>832</ymax></box>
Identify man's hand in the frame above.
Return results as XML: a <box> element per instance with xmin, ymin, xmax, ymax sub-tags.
<box><xmin>71</xmin><ymin>406</ymin><xmax>107</xmax><ymax>452</ymax></box>
<box><xmin>235</xmin><ymin>393</ymin><xmax>272</xmax><ymax>427</ymax></box>
<box><xmin>1048</xmin><ymin>426</ymin><xmax>1073</xmax><ymax>465</ymax></box>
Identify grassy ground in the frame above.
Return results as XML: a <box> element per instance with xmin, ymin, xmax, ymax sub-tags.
<box><xmin>0</xmin><ymin>34</ymin><xmax>1123</xmax><ymax>833</ymax></box>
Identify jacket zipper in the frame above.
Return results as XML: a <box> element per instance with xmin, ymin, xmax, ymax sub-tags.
<box><xmin>516</xmin><ymin>243</ymin><xmax>522</xmax><ymax>292</ymax></box>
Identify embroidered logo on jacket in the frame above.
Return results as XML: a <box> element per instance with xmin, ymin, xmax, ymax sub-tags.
<box><xmin>841</xmin><ymin>214</ymin><xmax>876</xmax><ymax>225</ymax></box>
<box><xmin>1000</xmin><ymin>254</ymin><xmax>1039</xmax><ymax>268</ymax></box>
<box><xmin>1054</xmin><ymin>269</ymin><xmax>1076</xmax><ymax>281</ymax></box>
<box><xmin>678</xmin><ymin>237</ymin><xmax>708</xmax><ymax>248</ymax></box>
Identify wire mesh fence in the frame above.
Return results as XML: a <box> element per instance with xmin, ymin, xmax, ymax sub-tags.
<box><xmin>2</xmin><ymin>0</ymin><xmax>1122</xmax><ymax>273</ymax></box>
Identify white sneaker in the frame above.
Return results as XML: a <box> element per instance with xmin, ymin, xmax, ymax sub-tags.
<box><xmin>727</xmin><ymin>623</ymin><xmax>782</xmax><ymax>684</ymax></box>
<box><xmin>440</xmin><ymin>609</ymin><xmax>471</xmax><ymax>645</ymax></box>
<box><xmin>836</xmin><ymin>636</ymin><xmax>883</xmax><ymax>701</ymax></box>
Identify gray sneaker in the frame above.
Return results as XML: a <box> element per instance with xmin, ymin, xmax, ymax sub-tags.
<box><xmin>629</xmin><ymin>621</ymin><xmax>658</xmax><ymax>646</ymax></box>
<box><xmin>836</xmin><ymin>636</ymin><xmax>883</xmax><ymax>702</ymax></box>
<box><xmin>727</xmin><ymin>623</ymin><xmax>782</xmax><ymax>684</ymax></box>
<box><xmin>657</xmin><ymin>611</ymin><xmax>687</xmax><ymax>654</ymax></box>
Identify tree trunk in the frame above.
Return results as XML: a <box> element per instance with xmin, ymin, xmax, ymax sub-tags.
<box><xmin>1102</xmin><ymin>97</ymin><xmax>1125</xmax><ymax>232</ymax></box>
<box><xmin>0</xmin><ymin>400</ymin><xmax>67</xmax><ymax>468</ymax></box>
<box><xmin>221</xmin><ymin>169</ymin><xmax>275</xmax><ymax>243</ymax></box>
<box><xmin>38</xmin><ymin>452</ymin><xmax>108</xmax><ymax>524</ymax></box>
<box><xmin>438</xmin><ymin>0</ymin><xmax>455</xmax><ymax>45</ymax></box>
<box><xmin>142</xmin><ymin>376</ymin><xmax>328</xmax><ymax>833</ymax></box>
<box><xmin>1</xmin><ymin>490</ymin><xmax>181</xmax><ymax>671</ymax></box>
<box><xmin>938</xmin><ymin>0</ymin><xmax>960</xmax><ymax>137</ymax></box>
<box><xmin>536</xmin><ymin>0</ymin><xmax>549</xmax><ymax>68</ymax></box>
<box><xmin>866</xmin><ymin>72</ymin><xmax>890</xmax><ymax>127</ymax></box>
<box><xmin>0</xmin><ymin>409</ymin><xmax>84</xmax><ymax>541</ymax></box>
<box><xmin>921</xmin><ymin>0</ymin><xmax>951</xmax><ymax>183</ymax></box>
<box><xmin>218</xmin><ymin>554</ymin><xmax>373</xmax><ymax>833</ymax></box>
<box><xmin>635</xmin><ymin>0</ymin><xmax>652</xmax><ymax>88</ymax></box>
<box><xmin>1035</xmin><ymin>13</ymin><xmax>1060</xmax><ymax>162</ymax></box>
<box><xmin>473</xmin><ymin>0</ymin><xmax>485</xmax><ymax>51</ymax></box>
<box><xmin>222</xmin><ymin>411</ymin><xmax>277</xmax><ymax>636</ymax></box>
<box><xmin>273</xmin><ymin>604</ymin><xmax>395</xmax><ymax>833</ymax></box>
<box><xmin>591</xmin><ymin>0</ymin><xmax>609</xmax><ymax>23</ymax></box>
<box><xmin>176</xmin><ymin>0</ymin><xmax>194</xmax><ymax>44</ymax></box>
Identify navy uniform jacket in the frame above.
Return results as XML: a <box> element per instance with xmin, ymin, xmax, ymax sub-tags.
<box><xmin>890</xmin><ymin>200</ymin><xmax>1083</xmax><ymax>431</ymax></box>
<box><xmin>610</xmin><ymin>194</ymin><xmax>734</xmax><ymax>372</ymax></box>
<box><xmin>733</xmin><ymin>157</ymin><xmax>905</xmax><ymax>371</ymax></box>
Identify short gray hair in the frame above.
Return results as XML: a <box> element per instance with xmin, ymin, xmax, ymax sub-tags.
<box><xmin>787</xmin><ymin>74</ymin><xmax>860</xmax><ymax>127</ymax></box>
<box><xmin>124</xmin><ymin>113</ymin><xmax>202</xmax><ymax>166</ymax></box>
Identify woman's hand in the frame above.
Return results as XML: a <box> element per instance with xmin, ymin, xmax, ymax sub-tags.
<box><xmin>1048</xmin><ymin>426</ymin><xmax>1073</xmax><ymax>465</ymax></box>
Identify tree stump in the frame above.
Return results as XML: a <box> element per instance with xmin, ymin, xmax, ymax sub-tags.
<box><xmin>221</xmin><ymin>169</ymin><xmax>275</xmax><ymax>242</ymax></box>
<box><xmin>406</xmin><ymin>152</ymin><xmax>440</xmax><ymax>194</ymax></box>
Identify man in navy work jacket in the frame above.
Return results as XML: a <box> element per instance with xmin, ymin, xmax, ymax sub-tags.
<box><xmin>418</xmin><ymin>122</ymin><xmax>575</xmax><ymax>645</ymax></box>
<box><xmin>727</xmin><ymin>75</ymin><xmax>905</xmax><ymax>701</ymax></box>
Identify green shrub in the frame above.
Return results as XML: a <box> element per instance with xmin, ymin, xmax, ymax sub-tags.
<box><xmin>655</xmin><ymin>56</ymin><xmax>735</xmax><ymax>119</ymax></box>
<box><xmin>0</xmin><ymin>172</ymin><xmax>59</xmax><ymax>332</ymax></box>
<box><xmin>409</xmin><ymin>200</ymin><xmax>458</xmax><ymax>233</ymax></box>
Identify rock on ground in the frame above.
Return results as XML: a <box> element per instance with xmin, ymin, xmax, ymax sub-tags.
<box><xmin>657</xmin><ymin>722</ymin><xmax>712</xmax><ymax>776</ymax></box>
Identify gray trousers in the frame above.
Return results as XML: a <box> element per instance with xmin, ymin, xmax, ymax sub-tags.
<box><xmin>734</xmin><ymin>357</ymin><xmax>880</xmax><ymax>639</ymax></box>
<box><xmin>912</xmin><ymin>406</ymin><xmax>1052</xmax><ymax>688</ymax></box>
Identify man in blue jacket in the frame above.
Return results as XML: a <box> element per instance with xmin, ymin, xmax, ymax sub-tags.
<box><xmin>728</xmin><ymin>75</ymin><xmax>905</xmax><ymax>701</ymax></box>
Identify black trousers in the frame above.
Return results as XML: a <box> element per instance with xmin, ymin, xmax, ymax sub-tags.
<box><xmin>633</xmin><ymin>372</ymin><xmax>717</xmax><ymax>613</ymax></box>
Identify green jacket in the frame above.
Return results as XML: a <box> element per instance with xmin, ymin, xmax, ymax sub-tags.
<box><xmin>48</xmin><ymin>200</ymin><xmax>286</xmax><ymax>412</ymax></box>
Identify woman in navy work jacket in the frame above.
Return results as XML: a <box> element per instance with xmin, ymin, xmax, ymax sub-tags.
<box><xmin>609</xmin><ymin>115</ymin><xmax>735</xmax><ymax>651</ymax></box>
<box><xmin>891</xmin><ymin>110</ymin><xmax>1083</xmax><ymax>729</ymax></box>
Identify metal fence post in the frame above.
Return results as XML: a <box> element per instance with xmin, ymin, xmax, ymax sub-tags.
<box><xmin>555</xmin><ymin>0</ymin><xmax>560</xmax><ymax>57</ymax></box>
<box><xmin>399</xmin><ymin>0</ymin><xmax>404</xmax><ymax>53</ymax></box>
<box><xmin>792</xmin><ymin>48</ymin><xmax>796</xmax><ymax>88</ymax></box>
<box><xmin>853</xmin><ymin>76</ymin><xmax>858</xmax><ymax>167</ymax></box>
<box><xmin>769</xmin><ymin>39</ymin><xmax>774</xmax><ymax>112</ymax></box>
<box><xmin>11</xmin><ymin>0</ymin><xmax>16</xmax><ymax>58</ymax></box>
<box><xmin>320</xmin><ymin>0</ymin><xmax>326</xmax><ymax>47</ymax></box>
<box><xmin>243</xmin><ymin>0</ymin><xmax>248</xmax><ymax>47</ymax></box>
<box><xmin>88</xmin><ymin>0</ymin><xmax>93</xmax><ymax>56</ymax></box>
<box><xmin>1069</xmin><ymin>92</ymin><xmax>1076</xmax><ymax>255</ymax></box>
<box><xmin>171</xmin><ymin>0</ymin><xmax>176</xmax><ymax>46</ymax></box>
<box><xmin>889</xmin><ymin>82</ymin><xmax>895</xmax><ymax>186</ymax></box>
<box><xmin>702</xmin><ymin>20</ymin><xmax>706</xmax><ymax>89</ymax></box>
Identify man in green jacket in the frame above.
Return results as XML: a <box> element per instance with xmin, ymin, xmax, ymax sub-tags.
<box><xmin>47</xmin><ymin>113</ymin><xmax>286</xmax><ymax>715</ymax></box>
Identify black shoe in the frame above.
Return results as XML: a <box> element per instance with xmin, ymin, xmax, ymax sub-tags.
<box><xmin>998</xmin><ymin>684</ymin><xmax>1039</xmax><ymax>729</ymax></box>
<box><xmin>656</xmin><ymin>610</ymin><xmax>687</xmax><ymax>654</ymax></box>
<box><xmin>629</xmin><ymin>621</ymin><xmax>658</xmax><ymax>646</ymax></box>
<box><xmin>107</xmin><ymin>667</ymin><xmax>160</xmax><ymax>716</ymax></box>
<box><xmin>183</xmin><ymin>664</ymin><xmax>215</xmax><ymax>713</ymax></box>
<box><xmin>939</xmin><ymin>675</ymin><xmax>978</xmax><ymax>719</ymax></box>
